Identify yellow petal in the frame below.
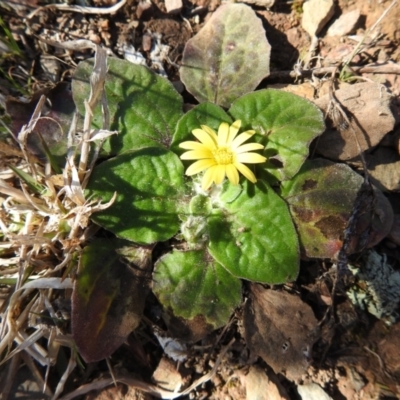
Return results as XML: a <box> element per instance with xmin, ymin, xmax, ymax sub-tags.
<box><xmin>235</xmin><ymin>142</ymin><xmax>264</xmax><ymax>153</ymax></box>
<box><xmin>179</xmin><ymin>141</ymin><xmax>210</xmax><ymax>150</ymax></box>
<box><xmin>217</xmin><ymin>122</ymin><xmax>230</xmax><ymax>146</ymax></box>
<box><xmin>202</xmin><ymin>166</ymin><xmax>217</xmax><ymax>190</ymax></box>
<box><xmin>237</xmin><ymin>152</ymin><xmax>267</xmax><ymax>164</ymax></box>
<box><xmin>180</xmin><ymin>149</ymin><xmax>213</xmax><ymax>160</ymax></box>
<box><xmin>186</xmin><ymin>159</ymin><xmax>215</xmax><ymax>176</ymax></box>
<box><xmin>226</xmin><ymin>164</ymin><xmax>239</xmax><ymax>185</ymax></box>
<box><xmin>226</xmin><ymin>120</ymin><xmax>241</xmax><ymax>145</ymax></box>
<box><xmin>235</xmin><ymin>162</ymin><xmax>257</xmax><ymax>183</ymax></box>
<box><xmin>192</xmin><ymin>128</ymin><xmax>217</xmax><ymax>149</ymax></box>
<box><xmin>199</xmin><ymin>125</ymin><xmax>219</xmax><ymax>144</ymax></box>
<box><xmin>213</xmin><ymin>165</ymin><xmax>226</xmax><ymax>185</ymax></box>
<box><xmin>231</xmin><ymin>130</ymin><xmax>256</xmax><ymax>149</ymax></box>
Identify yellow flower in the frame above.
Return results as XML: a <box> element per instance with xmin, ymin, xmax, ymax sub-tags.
<box><xmin>179</xmin><ymin>120</ymin><xmax>266</xmax><ymax>190</ymax></box>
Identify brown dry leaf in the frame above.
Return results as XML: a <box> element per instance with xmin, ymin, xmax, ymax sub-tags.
<box><xmin>314</xmin><ymin>82</ymin><xmax>397</xmax><ymax>160</ymax></box>
<box><xmin>366</xmin><ymin>147</ymin><xmax>400</xmax><ymax>192</ymax></box>
<box><xmin>5</xmin><ymin>82</ymin><xmax>75</xmax><ymax>160</ymax></box>
<box><xmin>243</xmin><ymin>284</ymin><xmax>320</xmax><ymax>381</ymax></box>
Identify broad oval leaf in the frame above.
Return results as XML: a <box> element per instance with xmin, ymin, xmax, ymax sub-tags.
<box><xmin>170</xmin><ymin>102</ymin><xmax>232</xmax><ymax>154</ymax></box>
<box><xmin>72</xmin><ymin>57</ymin><xmax>183</xmax><ymax>155</ymax></box>
<box><xmin>208</xmin><ymin>180</ymin><xmax>299</xmax><ymax>283</ymax></box>
<box><xmin>229</xmin><ymin>89</ymin><xmax>325</xmax><ymax>181</ymax></box>
<box><xmin>280</xmin><ymin>159</ymin><xmax>393</xmax><ymax>259</ymax></box>
<box><xmin>153</xmin><ymin>249</ymin><xmax>242</xmax><ymax>329</ymax></box>
<box><xmin>86</xmin><ymin>147</ymin><xmax>188</xmax><ymax>244</ymax></box>
<box><xmin>72</xmin><ymin>238</ymin><xmax>152</xmax><ymax>362</ymax></box>
<box><xmin>180</xmin><ymin>3</ymin><xmax>271</xmax><ymax>108</ymax></box>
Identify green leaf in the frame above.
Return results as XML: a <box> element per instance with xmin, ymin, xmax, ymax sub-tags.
<box><xmin>180</xmin><ymin>3</ymin><xmax>271</xmax><ymax>108</ymax></box>
<box><xmin>229</xmin><ymin>89</ymin><xmax>325</xmax><ymax>181</ymax></box>
<box><xmin>280</xmin><ymin>158</ymin><xmax>393</xmax><ymax>259</ymax></box>
<box><xmin>72</xmin><ymin>58</ymin><xmax>183</xmax><ymax>155</ymax></box>
<box><xmin>36</xmin><ymin>132</ymin><xmax>63</xmax><ymax>174</ymax></box>
<box><xmin>208</xmin><ymin>180</ymin><xmax>299</xmax><ymax>283</ymax></box>
<box><xmin>153</xmin><ymin>249</ymin><xmax>242</xmax><ymax>329</ymax></box>
<box><xmin>170</xmin><ymin>102</ymin><xmax>232</xmax><ymax>154</ymax></box>
<box><xmin>72</xmin><ymin>238</ymin><xmax>152</xmax><ymax>362</ymax></box>
<box><xmin>9</xmin><ymin>165</ymin><xmax>46</xmax><ymax>194</ymax></box>
<box><xmin>86</xmin><ymin>147</ymin><xmax>188</xmax><ymax>244</ymax></box>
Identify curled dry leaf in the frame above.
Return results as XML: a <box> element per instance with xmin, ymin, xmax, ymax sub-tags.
<box><xmin>5</xmin><ymin>82</ymin><xmax>75</xmax><ymax>161</ymax></box>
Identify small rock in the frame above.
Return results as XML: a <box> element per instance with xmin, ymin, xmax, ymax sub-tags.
<box><xmin>152</xmin><ymin>356</ymin><xmax>185</xmax><ymax>392</ymax></box>
<box><xmin>165</xmin><ymin>0</ymin><xmax>182</xmax><ymax>14</ymax></box>
<box><xmin>302</xmin><ymin>0</ymin><xmax>335</xmax><ymax>37</ymax></box>
<box><xmin>274</xmin><ymin>82</ymin><xmax>315</xmax><ymax>100</ymax></box>
<box><xmin>298</xmin><ymin>383</ymin><xmax>333</xmax><ymax>400</ymax></box>
<box><xmin>136</xmin><ymin>0</ymin><xmax>153</xmax><ymax>19</ymax></box>
<box><xmin>245</xmin><ymin>366</ymin><xmax>289</xmax><ymax>400</ymax></box>
<box><xmin>315</xmin><ymin>82</ymin><xmax>396</xmax><ymax>160</ymax></box>
<box><xmin>142</xmin><ymin>32</ymin><xmax>152</xmax><ymax>52</ymax></box>
<box><xmin>327</xmin><ymin>9</ymin><xmax>360</xmax><ymax>37</ymax></box>
<box><xmin>238</xmin><ymin>0</ymin><xmax>275</xmax><ymax>8</ymax></box>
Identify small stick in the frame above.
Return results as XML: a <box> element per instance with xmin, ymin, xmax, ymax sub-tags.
<box><xmin>26</xmin><ymin>0</ymin><xmax>127</xmax><ymax>19</ymax></box>
<box><xmin>267</xmin><ymin>62</ymin><xmax>400</xmax><ymax>81</ymax></box>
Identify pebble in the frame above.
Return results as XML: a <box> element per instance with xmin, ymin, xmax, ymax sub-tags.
<box><xmin>327</xmin><ymin>9</ymin><xmax>360</xmax><ymax>37</ymax></box>
<box><xmin>165</xmin><ymin>0</ymin><xmax>182</xmax><ymax>14</ymax></box>
<box><xmin>302</xmin><ymin>0</ymin><xmax>335</xmax><ymax>37</ymax></box>
<box><xmin>238</xmin><ymin>0</ymin><xmax>275</xmax><ymax>8</ymax></box>
<box><xmin>298</xmin><ymin>383</ymin><xmax>333</xmax><ymax>400</ymax></box>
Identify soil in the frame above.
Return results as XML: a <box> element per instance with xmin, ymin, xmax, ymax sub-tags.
<box><xmin>1</xmin><ymin>0</ymin><xmax>400</xmax><ymax>399</ymax></box>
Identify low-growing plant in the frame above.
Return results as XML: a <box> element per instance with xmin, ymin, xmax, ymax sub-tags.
<box><xmin>0</xmin><ymin>3</ymin><xmax>393</xmax><ymax>367</ymax></box>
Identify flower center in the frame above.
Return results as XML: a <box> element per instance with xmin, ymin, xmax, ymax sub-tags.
<box><xmin>213</xmin><ymin>147</ymin><xmax>235</xmax><ymax>165</ymax></box>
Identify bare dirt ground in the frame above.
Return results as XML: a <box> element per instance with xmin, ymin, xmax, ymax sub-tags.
<box><xmin>1</xmin><ymin>0</ymin><xmax>400</xmax><ymax>399</ymax></box>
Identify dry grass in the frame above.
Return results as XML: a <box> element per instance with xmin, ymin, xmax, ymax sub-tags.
<box><xmin>0</xmin><ymin>43</ymin><xmax>116</xmax><ymax>399</ymax></box>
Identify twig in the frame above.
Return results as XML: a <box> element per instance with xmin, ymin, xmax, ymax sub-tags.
<box><xmin>267</xmin><ymin>62</ymin><xmax>400</xmax><ymax>81</ymax></box>
<box><xmin>26</xmin><ymin>0</ymin><xmax>127</xmax><ymax>19</ymax></box>
<box><xmin>363</xmin><ymin>346</ymin><xmax>393</xmax><ymax>379</ymax></box>
<box><xmin>320</xmin><ymin>71</ymin><xmax>377</xmax><ymax>325</ymax></box>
